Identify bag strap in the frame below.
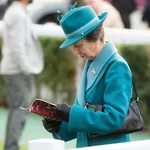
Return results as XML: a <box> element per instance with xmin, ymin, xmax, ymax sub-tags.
<box><xmin>132</xmin><ymin>78</ymin><xmax>139</xmax><ymax>101</ymax></box>
<box><xmin>86</xmin><ymin>60</ymin><xmax>139</xmax><ymax>102</ymax></box>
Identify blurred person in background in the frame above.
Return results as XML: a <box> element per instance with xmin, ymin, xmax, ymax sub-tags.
<box><xmin>136</xmin><ymin>0</ymin><xmax>147</xmax><ymax>11</ymax></box>
<box><xmin>42</xmin><ymin>4</ymin><xmax>132</xmax><ymax>148</ymax></box>
<box><xmin>83</xmin><ymin>0</ymin><xmax>124</xmax><ymax>28</ymax></box>
<box><xmin>0</xmin><ymin>0</ymin><xmax>6</xmax><ymax>19</ymax></box>
<box><xmin>112</xmin><ymin>0</ymin><xmax>137</xmax><ymax>29</ymax></box>
<box><xmin>1</xmin><ymin>0</ymin><xmax>44</xmax><ymax>150</ymax></box>
<box><xmin>105</xmin><ymin>0</ymin><xmax>112</xmax><ymax>3</ymax></box>
<box><xmin>142</xmin><ymin>0</ymin><xmax>150</xmax><ymax>28</ymax></box>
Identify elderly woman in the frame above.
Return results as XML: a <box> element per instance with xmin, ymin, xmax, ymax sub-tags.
<box><xmin>42</xmin><ymin>4</ymin><xmax>132</xmax><ymax>148</ymax></box>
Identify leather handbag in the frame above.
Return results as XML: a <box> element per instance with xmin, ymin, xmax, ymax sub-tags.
<box><xmin>86</xmin><ymin>60</ymin><xmax>144</xmax><ymax>137</ymax></box>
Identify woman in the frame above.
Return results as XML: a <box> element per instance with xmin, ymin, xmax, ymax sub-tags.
<box><xmin>42</xmin><ymin>4</ymin><xmax>132</xmax><ymax>148</ymax></box>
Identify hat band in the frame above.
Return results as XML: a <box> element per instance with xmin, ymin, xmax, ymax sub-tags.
<box><xmin>66</xmin><ymin>17</ymin><xmax>100</xmax><ymax>39</ymax></box>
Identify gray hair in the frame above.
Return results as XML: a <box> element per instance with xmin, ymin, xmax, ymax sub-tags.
<box><xmin>85</xmin><ymin>25</ymin><xmax>104</xmax><ymax>42</ymax></box>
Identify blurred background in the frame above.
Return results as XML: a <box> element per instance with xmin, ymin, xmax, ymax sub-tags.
<box><xmin>0</xmin><ymin>0</ymin><xmax>150</xmax><ymax>150</ymax></box>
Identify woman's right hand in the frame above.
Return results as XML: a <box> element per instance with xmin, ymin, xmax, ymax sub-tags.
<box><xmin>42</xmin><ymin>118</ymin><xmax>62</xmax><ymax>133</ymax></box>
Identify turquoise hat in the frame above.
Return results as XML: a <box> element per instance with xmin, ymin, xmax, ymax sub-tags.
<box><xmin>59</xmin><ymin>4</ymin><xmax>108</xmax><ymax>49</ymax></box>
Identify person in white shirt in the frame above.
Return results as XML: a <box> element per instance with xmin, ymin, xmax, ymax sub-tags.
<box><xmin>1</xmin><ymin>0</ymin><xmax>44</xmax><ymax>150</ymax></box>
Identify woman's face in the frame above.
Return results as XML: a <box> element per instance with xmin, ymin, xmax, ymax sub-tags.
<box><xmin>72</xmin><ymin>38</ymin><xmax>100</xmax><ymax>60</ymax></box>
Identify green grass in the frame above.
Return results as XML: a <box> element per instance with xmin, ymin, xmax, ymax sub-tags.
<box><xmin>20</xmin><ymin>145</ymin><xmax>28</xmax><ymax>150</ymax></box>
<box><xmin>0</xmin><ymin>140</ymin><xmax>28</xmax><ymax>150</ymax></box>
<box><xmin>0</xmin><ymin>140</ymin><xmax>4</xmax><ymax>150</ymax></box>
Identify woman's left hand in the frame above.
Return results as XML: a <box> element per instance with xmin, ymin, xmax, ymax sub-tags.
<box><xmin>54</xmin><ymin>103</ymin><xmax>71</xmax><ymax>122</ymax></box>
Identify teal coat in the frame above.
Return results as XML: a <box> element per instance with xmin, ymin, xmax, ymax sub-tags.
<box><xmin>53</xmin><ymin>42</ymin><xmax>132</xmax><ymax>148</ymax></box>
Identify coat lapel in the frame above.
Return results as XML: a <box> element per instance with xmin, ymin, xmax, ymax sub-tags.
<box><xmin>86</xmin><ymin>42</ymin><xmax>117</xmax><ymax>91</ymax></box>
<box><xmin>77</xmin><ymin>61</ymin><xmax>90</xmax><ymax>107</ymax></box>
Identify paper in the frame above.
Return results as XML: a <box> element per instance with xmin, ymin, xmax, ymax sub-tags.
<box><xmin>20</xmin><ymin>99</ymin><xmax>58</xmax><ymax>120</ymax></box>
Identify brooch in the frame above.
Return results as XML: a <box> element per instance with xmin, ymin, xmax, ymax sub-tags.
<box><xmin>92</xmin><ymin>68</ymin><xmax>96</xmax><ymax>74</ymax></box>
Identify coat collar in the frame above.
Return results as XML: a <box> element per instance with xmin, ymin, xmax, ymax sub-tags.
<box><xmin>86</xmin><ymin>41</ymin><xmax>117</xmax><ymax>91</ymax></box>
<box><xmin>76</xmin><ymin>61</ymin><xmax>90</xmax><ymax>107</ymax></box>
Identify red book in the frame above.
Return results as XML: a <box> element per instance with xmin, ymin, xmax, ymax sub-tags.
<box><xmin>20</xmin><ymin>99</ymin><xmax>58</xmax><ymax>120</ymax></box>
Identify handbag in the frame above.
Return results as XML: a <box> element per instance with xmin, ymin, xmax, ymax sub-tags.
<box><xmin>86</xmin><ymin>60</ymin><xmax>144</xmax><ymax>137</ymax></box>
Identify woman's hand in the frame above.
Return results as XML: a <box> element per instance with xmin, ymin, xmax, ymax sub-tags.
<box><xmin>42</xmin><ymin>118</ymin><xmax>62</xmax><ymax>133</ymax></box>
<box><xmin>54</xmin><ymin>103</ymin><xmax>71</xmax><ymax>122</ymax></box>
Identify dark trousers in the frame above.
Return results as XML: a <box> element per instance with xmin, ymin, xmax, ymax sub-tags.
<box><xmin>3</xmin><ymin>73</ymin><xmax>36</xmax><ymax>150</ymax></box>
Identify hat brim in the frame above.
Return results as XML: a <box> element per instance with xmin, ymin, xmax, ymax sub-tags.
<box><xmin>60</xmin><ymin>12</ymin><xmax>108</xmax><ymax>49</ymax></box>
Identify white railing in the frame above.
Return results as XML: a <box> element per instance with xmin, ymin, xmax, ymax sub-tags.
<box><xmin>28</xmin><ymin>139</ymin><xmax>150</xmax><ymax>150</ymax></box>
<box><xmin>1</xmin><ymin>21</ymin><xmax>150</xmax><ymax>45</ymax></box>
<box><xmin>33</xmin><ymin>23</ymin><xmax>150</xmax><ymax>45</ymax></box>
